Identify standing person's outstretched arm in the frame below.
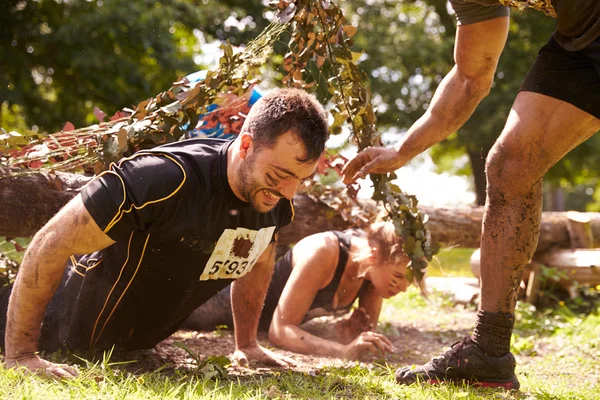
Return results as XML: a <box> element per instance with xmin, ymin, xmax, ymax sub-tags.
<box><xmin>5</xmin><ymin>195</ymin><xmax>115</xmax><ymax>378</ymax></box>
<box><xmin>342</xmin><ymin>16</ymin><xmax>509</xmax><ymax>183</ymax></box>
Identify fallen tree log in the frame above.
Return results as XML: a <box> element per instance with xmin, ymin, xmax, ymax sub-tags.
<box><xmin>279</xmin><ymin>200</ymin><xmax>600</xmax><ymax>252</ymax></box>
<box><xmin>3</xmin><ymin>172</ymin><xmax>600</xmax><ymax>253</ymax></box>
<box><xmin>0</xmin><ymin>170</ymin><xmax>92</xmax><ymax>238</ymax></box>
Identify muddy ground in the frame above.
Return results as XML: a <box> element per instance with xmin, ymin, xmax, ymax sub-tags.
<box><xmin>111</xmin><ymin>307</ymin><xmax>478</xmax><ymax>377</ymax></box>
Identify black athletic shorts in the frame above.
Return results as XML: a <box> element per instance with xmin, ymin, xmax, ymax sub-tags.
<box><xmin>521</xmin><ymin>35</ymin><xmax>600</xmax><ymax>119</ymax></box>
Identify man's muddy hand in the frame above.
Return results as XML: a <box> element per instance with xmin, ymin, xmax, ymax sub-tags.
<box><xmin>233</xmin><ymin>343</ymin><xmax>297</xmax><ymax>368</ymax></box>
<box><xmin>5</xmin><ymin>354</ymin><xmax>78</xmax><ymax>379</ymax></box>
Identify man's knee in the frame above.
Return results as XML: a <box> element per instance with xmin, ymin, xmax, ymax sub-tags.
<box><xmin>485</xmin><ymin>139</ymin><xmax>542</xmax><ymax>201</ymax></box>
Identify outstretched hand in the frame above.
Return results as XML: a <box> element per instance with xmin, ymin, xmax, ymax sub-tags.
<box><xmin>341</xmin><ymin>146</ymin><xmax>406</xmax><ymax>184</ymax></box>
<box><xmin>5</xmin><ymin>354</ymin><xmax>78</xmax><ymax>379</ymax></box>
<box><xmin>232</xmin><ymin>343</ymin><xmax>297</xmax><ymax>368</ymax></box>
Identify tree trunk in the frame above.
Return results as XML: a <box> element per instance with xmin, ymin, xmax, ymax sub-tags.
<box><xmin>467</xmin><ymin>147</ymin><xmax>488</xmax><ymax>206</ymax></box>
<box><xmin>279</xmin><ymin>198</ymin><xmax>600</xmax><ymax>251</ymax></box>
<box><xmin>546</xmin><ymin>184</ymin><xmax>566</xmax><ymax>212</ymax></box>
<box><xmin>0</xmin><ymin>170</ymin><xmax>91</xmax><ymax>238</ymax></box>
<box><xmin>3</xmin><ymin>172</ymin><xmax>600</xmax><ymax>253</ymax></box>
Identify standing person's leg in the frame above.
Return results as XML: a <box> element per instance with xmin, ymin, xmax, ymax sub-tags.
<box><xmin>475</xmin><ymin>91</ymin><xmax>600</xmax><ymax>353</ymax></box>
<box><xmin>396</xmin><ymin>92</ymin><xmax>600</xmax><ymax>389</ymax></box>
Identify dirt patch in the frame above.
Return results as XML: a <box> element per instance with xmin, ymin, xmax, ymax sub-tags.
<box><xmin>76</xmin><ymin>302</ymin><xmax>600</xmax><ymax>391</ymax></box>
<box><xmin>111</xmin><ymin>308</ymin><xmax>478</xmax><ymax>376</ymax></box>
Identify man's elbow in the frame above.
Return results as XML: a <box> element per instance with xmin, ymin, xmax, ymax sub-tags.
<box><xmin>462</xmin><ymin>72</ymin><xmax>494</xmax><ymax>101</ymax></box>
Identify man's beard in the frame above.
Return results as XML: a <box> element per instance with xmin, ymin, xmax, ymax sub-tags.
<box><xmin>237</xmin><ymin>153</ymin><xmax>266</xmax><ymax>211</ymax></box>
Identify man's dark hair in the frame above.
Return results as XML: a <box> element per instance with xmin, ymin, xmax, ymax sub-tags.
<box><xmin>243</xmin><ymin>88</ymin><xmax>329</xmax><ymax>163</ymax></box>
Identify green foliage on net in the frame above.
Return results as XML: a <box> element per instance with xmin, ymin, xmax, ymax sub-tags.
<box><xmin>2</xmin><ymin>0</ymin><xmax>436</xmax><ymax>283</ymax></box>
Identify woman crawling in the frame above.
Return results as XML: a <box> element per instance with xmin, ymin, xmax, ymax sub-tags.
<box><xmin>181</xmin><ymin>221</ymin><xmax>411</xmax><ymax>360</ymax></box>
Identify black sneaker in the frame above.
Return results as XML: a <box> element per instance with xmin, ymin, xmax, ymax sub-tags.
<box><xmin>395</xmin><ymin>337</ymin><xmax>520</xmax><ymax>390</ymax></box>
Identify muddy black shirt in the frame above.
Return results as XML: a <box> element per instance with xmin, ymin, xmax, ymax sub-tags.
<box><xmin>450</xmin><ymin>0</ymin><xmax>600</xmax><ymax>51</ymax></box>
<box><xmin>54</xmin><ymin>139</ymin><xmax>293</xmax><ymax>351</ymax></box>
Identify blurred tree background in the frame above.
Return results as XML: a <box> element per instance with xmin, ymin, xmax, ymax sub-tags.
<box><xmin>0</xmin><ymin>0</ymin><xmax>267</xmax><ymax>132</ymax></box>
<box><xmin>1</xmin><ymin>0</ymin><xmax>599</xmax><ymax>210</ymax></box>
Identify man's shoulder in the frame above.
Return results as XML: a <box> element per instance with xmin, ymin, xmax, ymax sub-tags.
<box><xmin>142</xmin><ymin>138</ymin><xmax>230</xmax><ymax>192</ymax></box>
<box><xmin>451</xmin><ymin>0</ymin><xmax>500</xmax><ymax>6</ymax></box>
<box><xmin>269</xmin><ymin>198</ymin><xmax>295</xmax><ymax>228</ymax></box>
<box><xmin>146</xmin><ymin>138</ymin><xmax>229</xmax><ymax>163</ymax></box>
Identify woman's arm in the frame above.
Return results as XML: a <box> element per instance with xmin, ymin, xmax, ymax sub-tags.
<box><xmin>269</xmin><ymin>234</ymin><xmax>343</xmax><ymax>356</ymax></box>
<box><xmin>269</xmin><ymin>234</ymin><xmax>393</xmax><ymax>359</ymax></box>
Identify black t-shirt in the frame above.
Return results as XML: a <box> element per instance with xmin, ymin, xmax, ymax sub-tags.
<box><xmin>450</xmin><ymin>0</ymin><xmax>600</xmax><ymax>51</ymax></box>
<box><xmin>60</xmin><ymin>139</ymin><xmax>293</xmax><ymax>350</ymax></box>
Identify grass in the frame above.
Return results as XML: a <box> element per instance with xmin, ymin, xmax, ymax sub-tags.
<box><xmin>1</xmin><ymin>287</ymin><xmax>598</xmax><ymax>399</ymax></box>
<box><xmin>428</xmin><ymin>247</ymin><xmax>476</xmax><ymax>277</ymax></box>
<box><xmin>0</xmin><ymin>357</ymin><xmax>525</xmax><ymax>399</ymax></box>
<box><xmin>0</xmin><ymin>246</ymin><xmax>598</xmax><ymax>398</ymax></box>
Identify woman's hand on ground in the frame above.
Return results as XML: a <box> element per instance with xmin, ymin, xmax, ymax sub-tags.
<box><xmin>4</xmin><ymin>354</ymin><xmax>78</xmax><ymax>379</ymax></box>
<box><xmin>342</xmin><ymin>331</ymin><xmax>395</xmax><ymax>360</ymax></box>
<box><xmin>233</xmin><ymin>344</ymin><xmax>297</xmax><ymax>368</ymax></box>
<box><xmin>335</xmin><ymin>307</ymin><xmax>373</xmax><ymax>345</ymax></box>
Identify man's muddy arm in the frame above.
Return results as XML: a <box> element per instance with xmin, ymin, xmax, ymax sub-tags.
<box><xmin>5</xmin><ymin>195</ymin><xmax>114</xmax><ymax>376</ymax></box>
<box><xmin>231</xmin><ymin>243</ymin><xmax>295</xmax><ymax>367</ymax></box>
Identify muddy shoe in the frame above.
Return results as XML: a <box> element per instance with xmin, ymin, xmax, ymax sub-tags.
<box><xmin>395</xmin><ymin>337</ymin><xmax>520</xmax><ymax>390</ymax></box>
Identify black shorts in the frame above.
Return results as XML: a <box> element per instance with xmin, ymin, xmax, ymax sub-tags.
<box><xmin>521</xmin><ymin>35</ymin><xmax>600</xmax><ymax>119</ymax></box>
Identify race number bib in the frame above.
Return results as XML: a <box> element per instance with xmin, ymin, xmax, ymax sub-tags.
<box><xmin>199</xmin><ymin>226</ymin><xmax>276</xmax><ymax>281</ymax></box>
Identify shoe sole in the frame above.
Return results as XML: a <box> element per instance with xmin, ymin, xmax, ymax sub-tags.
<box><xmin>428</xmin><ymin>378</ymin><xmax>520</xmax><ymax>391</ymax></box>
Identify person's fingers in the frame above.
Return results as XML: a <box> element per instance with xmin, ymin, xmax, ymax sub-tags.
<box><xmin>373</xmin><ymin>332</ymin><xmax>393</xmax><ymax>348</ymax></box>
<box><xmin>350</xmin><ymin>307</ymin><xmax>365</xmax><ymax>322</ymax></box>
<box><xmin>274</xmin><ymin>354</ymin><xmax>297</xmax><ymax>367</ymax></box>
<box><xmin>357</xmin><ymin>340</ymin><xmax>377</xmax><ymax>356</ymax></box>
<box><xmin>355</xmin><ymin>158</ymin><xmax>382</xmax><ymax>180</ymax></box>
<box><xmin>266</xmin><ymin>351</ymin><xmax>298</xmax><ymax>367</ymax></box>
<box><xmin>233</xmin><ymin>352</ymin><xmax>249</xmax><ymax>367</ymax></box>
<box><xmin>378</xmin><ymin>338</ymin><xmax>395</xmax><ymax>354</ymax></box>
<box><xmin>340</xmin><ymin>153</ymin><xmax>363</xmax><ymax>176</ymax></box>
<box><xmin>56</xmin><ymin>363</ymin><xmax>79</xmax><ymax>377</ymax></box>
<box><xmin>282</xmin><ymin>354</ymin><xmax>298</xmax><ymax>367</ymax></box>
<box><xmin>48</xmin><ymin>366</ymin><xmax>76</xmax><ymax>380</ymax></box>
<box><xmin>341</xmin><ymin>152</ymin><xmax>372</xmax><ymax>184</ymax></box>
<box><xmin>264</xmin><ymin>358</ymin><xmax>287</xmax><ymax>368</ymax></box>
<box><xmin>368</xmin><ymin>331</ymin><xmax>394</xmax><ymax>349</ymax></box>
<box><xmin>361</xmin><ymin>332</ymin><xmax>394</xmax><ymax>354</ymax></box>
<box><xmin>261</xmin><ymin>354</ymin><xmax>292</xmax><ymax>368</ymax></box>
<box><xmin>365</xmin><ymin>335</ymin><xmax>388</xmax><ymax>355</ymax></box>
<box><xmin>376</xmin><ymin>334</ymin><xmax>395</xmax><ymax>353</ymax></box>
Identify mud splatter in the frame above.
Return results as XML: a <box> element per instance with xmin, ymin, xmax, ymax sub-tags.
<box><xmin>231</xmin><ymin>236</ymin><xmax>253</xmax><ymax>258</ymax></box>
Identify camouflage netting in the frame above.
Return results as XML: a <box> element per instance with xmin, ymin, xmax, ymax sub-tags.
<box><xmin>0</xmin><ymin>0</ymin><xmax>436</xmax><ymax>283</ymax></box>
